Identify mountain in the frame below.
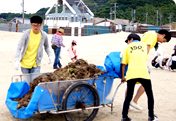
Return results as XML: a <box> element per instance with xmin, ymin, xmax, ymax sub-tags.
<box><xmin>84</xmin><ymin>0</ymin><xmax>176</xmax><ymax>25</ymax></box>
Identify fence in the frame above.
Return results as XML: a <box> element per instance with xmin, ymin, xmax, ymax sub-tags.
<box><xmin>0</xmin><ymin>23</ymin><xmax>175</xmax><ymax>37</ymax></box>
<box><xmin>0</xmin><ymin>23</ymin><xmax>32</xmax><ymax>32</ymax></box>
<box><xmin>138</xmin><ymin>26</ymin><xmax>170</xmax><ymax>34</ymax></box>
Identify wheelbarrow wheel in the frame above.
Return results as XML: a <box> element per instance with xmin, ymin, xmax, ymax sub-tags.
<box><xmin>61</xmin><ymin>81</ymin><xmax>100</xmax><ymax>121</ymax></box>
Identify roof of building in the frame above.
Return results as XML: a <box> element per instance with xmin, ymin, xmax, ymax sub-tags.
<box><xmin>8</xmin><ymin>17</ymin><xmax>30</xmax><ymax>24</ymax></box>
<box><xmin>93</xmin><ymin>18</ymin><xmax>130</xmax><ymax>26</ymax></box>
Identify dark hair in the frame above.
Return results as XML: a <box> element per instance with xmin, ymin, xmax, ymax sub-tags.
<box><xmin>30</xmin><ymin>15</ymin><xmax>43</xmax><ymax>24</ymax></box>
<box><xmin>125</xmin><ymin>33</ymin><xmax>140</xmax><ymax>43</ymax></box>
<box><xmin>72</xmin><ymin>42</ymin><xmax>76</xmax><ymax>46</ymax></box>
<box><xmin>157</xmin><ymin>29</ymin><xmax>171</xmax><ymax>42</ymax></box>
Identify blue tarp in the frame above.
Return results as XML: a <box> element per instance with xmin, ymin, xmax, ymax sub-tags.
<box><xmin>104</xmin><ymin>51</ymin><xmax>127</xmax><ymax>78</ymax></box>
<box><xmin>5</xmin><ymin>82</ymin><xmax>44</xmax><ymax>118</ymax></box>
<box><xmin>5</xmin><ymin>51</ymin><xmax>126</xmax><ymax>119</ymax></box>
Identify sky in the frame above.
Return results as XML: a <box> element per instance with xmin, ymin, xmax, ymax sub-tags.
<box><xmin>0</xmin><ymin>0</ymin><xmax>57</xmax><ymax>14</ymax></box>
<box><xmin>0</xmin><ymin>0</ymin><xmax>176</xmax><ymax>14</ymax></box>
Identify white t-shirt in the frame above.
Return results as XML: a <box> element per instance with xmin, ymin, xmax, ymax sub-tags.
<box><xmin>155</xmin><ymin>56</ymin><xmax>164</xmax><ymax>67</ymax></box>
<box><xmin>155</xmin><ymin>43</ymin><xmax>163</xmax><ymax>56</ymax></box>
<box><xmin>68</xmin><ymin>45</ymin><xmax>77</xmax><ymax>59</ymax></box>
<box><xmin>168</xmin><ymin>56</ymin><xmax>176</xmax><ymax>66</ymax></box>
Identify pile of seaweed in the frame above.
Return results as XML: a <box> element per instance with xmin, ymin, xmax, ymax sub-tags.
<box><xmin>14</xmin><ymin>59</ymin><xmax>107</xmax><ymax>109</ymax></box>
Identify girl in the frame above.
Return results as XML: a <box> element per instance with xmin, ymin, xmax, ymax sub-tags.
<box><xmin>68</xmin><ymin>40</ymin><xmax>77</xmax><ymax>62</ymax></box>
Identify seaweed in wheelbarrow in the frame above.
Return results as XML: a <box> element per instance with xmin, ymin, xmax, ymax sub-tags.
<box><xmin>14</xmin><ymin>59</ymin><xmax>107</xmax><ymax>109</ymax></box>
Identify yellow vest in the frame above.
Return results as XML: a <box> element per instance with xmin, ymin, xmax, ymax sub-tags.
<box><xmin>21</xmin><ymin>29</ymin><xmax>41</xmax><ymax>68</ymax></box>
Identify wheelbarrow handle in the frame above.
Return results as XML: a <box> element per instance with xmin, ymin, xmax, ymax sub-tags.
<box><xmin>112</xmin><ymin>82</ymin><xmax>123</xmax><ymax>102</ymax></box>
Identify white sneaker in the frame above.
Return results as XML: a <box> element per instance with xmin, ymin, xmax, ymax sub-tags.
<box><xmin>169</xmin><ymin>68</ymin><xmax>174</xmax><ymax>72</ymax></box>
<box><xmin>164</xmin><ymin>66</ymin><xmax>168</xmax><ymax>70</ymax></box>
<box><xmin>130</xmin><ymin>101</ymin><xmax>143</xmax><ymax>110</ymax></box>
<box><xmin>129</xmin><ymin>106</ymin><xmax>134</xmax><ymax>111</ymax></box>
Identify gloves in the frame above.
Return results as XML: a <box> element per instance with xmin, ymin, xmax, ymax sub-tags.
<box><xmin>14</xmin><ymin>61</ymin><xmax>20</xmax><ymax>70</ymax></box>
<box><xmin>49</xmin><ymin>55</ymin><xmax>54</xmax><ymax>64</ymax></box>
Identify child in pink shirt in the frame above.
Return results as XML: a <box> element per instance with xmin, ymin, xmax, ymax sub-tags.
<box><xmin>67</xmin><ymin>40</ymin><xmax>77</xmax><ymax>62</ymax></box>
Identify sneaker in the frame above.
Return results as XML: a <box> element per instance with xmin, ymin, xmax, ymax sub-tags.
<box><xmin>148</xmin><ymin>115</ymin><xmax>158</xmax><ymax>121</ymax></box>
<box><xmin>121</xmin><ymin>117</ymin><xmax>132</xmax><ymax>121</ymax></box>
<box><xmin>53</xmin><ymin>67</ymin><xmax>59</xmax><ymax>69</ymax></box>
<box><xmin>164</xmin><ymin>66</ymin><xmax>168</xmax><ymax>70</ymax></box>
<box><xmin>129</xmin><ymin>106</ymin><xmax>135</xmax><ymax>111</ymax></box>
<box><xmin>130</xmin><ymin>101</ymin><xmax>143</xmax><ymax>110</ymax></box>
<box><xmin>169</xmin><ymin>68</ymin><xmax>174</xmax><ymax>72</ymax></box>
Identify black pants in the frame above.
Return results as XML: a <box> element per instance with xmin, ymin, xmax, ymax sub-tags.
<box><xmin>171</xmin><ymin>61</ymin><xmax>176</xmax><ymax>69</ymax></box>
<box><xmin>151</xmin><ymin>56</ymin><xmax>158</xmax><ymax>67</ymax></box>
<box><xmin>122</xmin><ymin>78</ymin><xmax>154</xmax><ymax>118</ymax></box>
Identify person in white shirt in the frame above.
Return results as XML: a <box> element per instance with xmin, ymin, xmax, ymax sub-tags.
<box><xmin>152</xmin><ymin>54</ymin><xmax>169</xmax><ymax>69</ymax></box>
<box><xmin>168</xmin><ymin>45</ymin><xmax>176</xmax><ymax>71</ymax></box>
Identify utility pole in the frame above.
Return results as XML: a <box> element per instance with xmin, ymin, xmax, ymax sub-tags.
<box><xmin>156</xmin><ymin>10</ymin><xmax>159</xmax><ymax>26</ymax></box>
<box><xmin>168</xmin><ymin>14</ymin><xmax>173</xmax><ymax>23</ymax></box>
<box><xmin>109</xmin><ymin>7</ymin><xmax>113</xmax><ymax>20</ymax></box>
<box><xmin>134</xmin><ymin>9</ymin><xmax>136</xmax><ymax>22</ymax></box>
<box><xmin>111</xmin><ymin>3</ymin><xmax>117</xmax><ymax>20</ymax></box>
<box><xmin>21</xmin><ymin>0</ymin><xmax>24</xmax><ymax>24</ymax></box>
<box><xmin>160</xmin><ymin>13</ymin><xmax>163</xmax><ymax>26</ymax></box>
<box><xmin>131</xmin><ymin>9</ymin><xmax>135</xmax><ymax>23</ymax></box>
<box><xmin>146</xmin><ymin>12</ymin><xmax>148</xmax><ymax>24</ymax></box>
<box><xmin>132</xmin><ymin>9</ymin><xmax>133</xmax><ymax>23</ymax></box>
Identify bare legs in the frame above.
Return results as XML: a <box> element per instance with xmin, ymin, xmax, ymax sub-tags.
<box><xmin>125</xmin><ymin>84</ymin><xmax>145</xmax><ymax>110</ymax></box>
<box><xmin>72</xmin><ymin>59</ymin><xmax>76</xmax><ymax>63</ymax></box>
<box><xmin>133</xmin><ymin>85</ymin><xmax>145</xmax><ymax>103</ymax></box>
<box><xmin>125</xmin><ymin>85</ymin><xmax>145</xmax><ymax>103</ymax></box>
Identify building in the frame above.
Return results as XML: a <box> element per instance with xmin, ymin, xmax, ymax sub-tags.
<box><xmin>45</xmin><ymin>0</ymin><xmax>94</xmax><ymax>28</ymax></box>
<box><xmin>8</xmin><ymin>17</ymin><xmax>30</xmax><ymax>24</ymax></box>
<box><xmin>6</xmin><ymin>17</ymin><xmax>31</xmax><ymax>32</ymax></box>
<box><xmin>93</xmin><ymin>18</ymin><xmax>130</xmax><ymax>32</ymax></box>
<box><xmin>0</xmin><ymin>18</ymin><xmax>6</xmax><ymax>21</ymax></box>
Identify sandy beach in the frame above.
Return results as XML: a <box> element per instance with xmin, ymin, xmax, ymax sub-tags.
<box><xmin>0</xmin><ymin>30</ymin><xmax>176</xmax><ymax>121</ymax></box>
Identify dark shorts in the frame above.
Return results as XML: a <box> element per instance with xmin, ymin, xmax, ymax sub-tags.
<box><xmin>71</xmin><ymin>56</ymin><xmax>76</xmax><ymax>60</ymax></box>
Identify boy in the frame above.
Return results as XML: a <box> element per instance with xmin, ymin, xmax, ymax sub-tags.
<box><xmin>121</xmin><ymin>33</ymin><xmax>158</xmax><ymax>121</ymax></box>
<box><xmin>131</xmin><ymin>29</ymin><xmax>171</xmax><ymax>110</ymax></box>
<box><xmin>14</xmin><ymin>15</ymin><xmax>53</xmax><ymax>74</ymax></box>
